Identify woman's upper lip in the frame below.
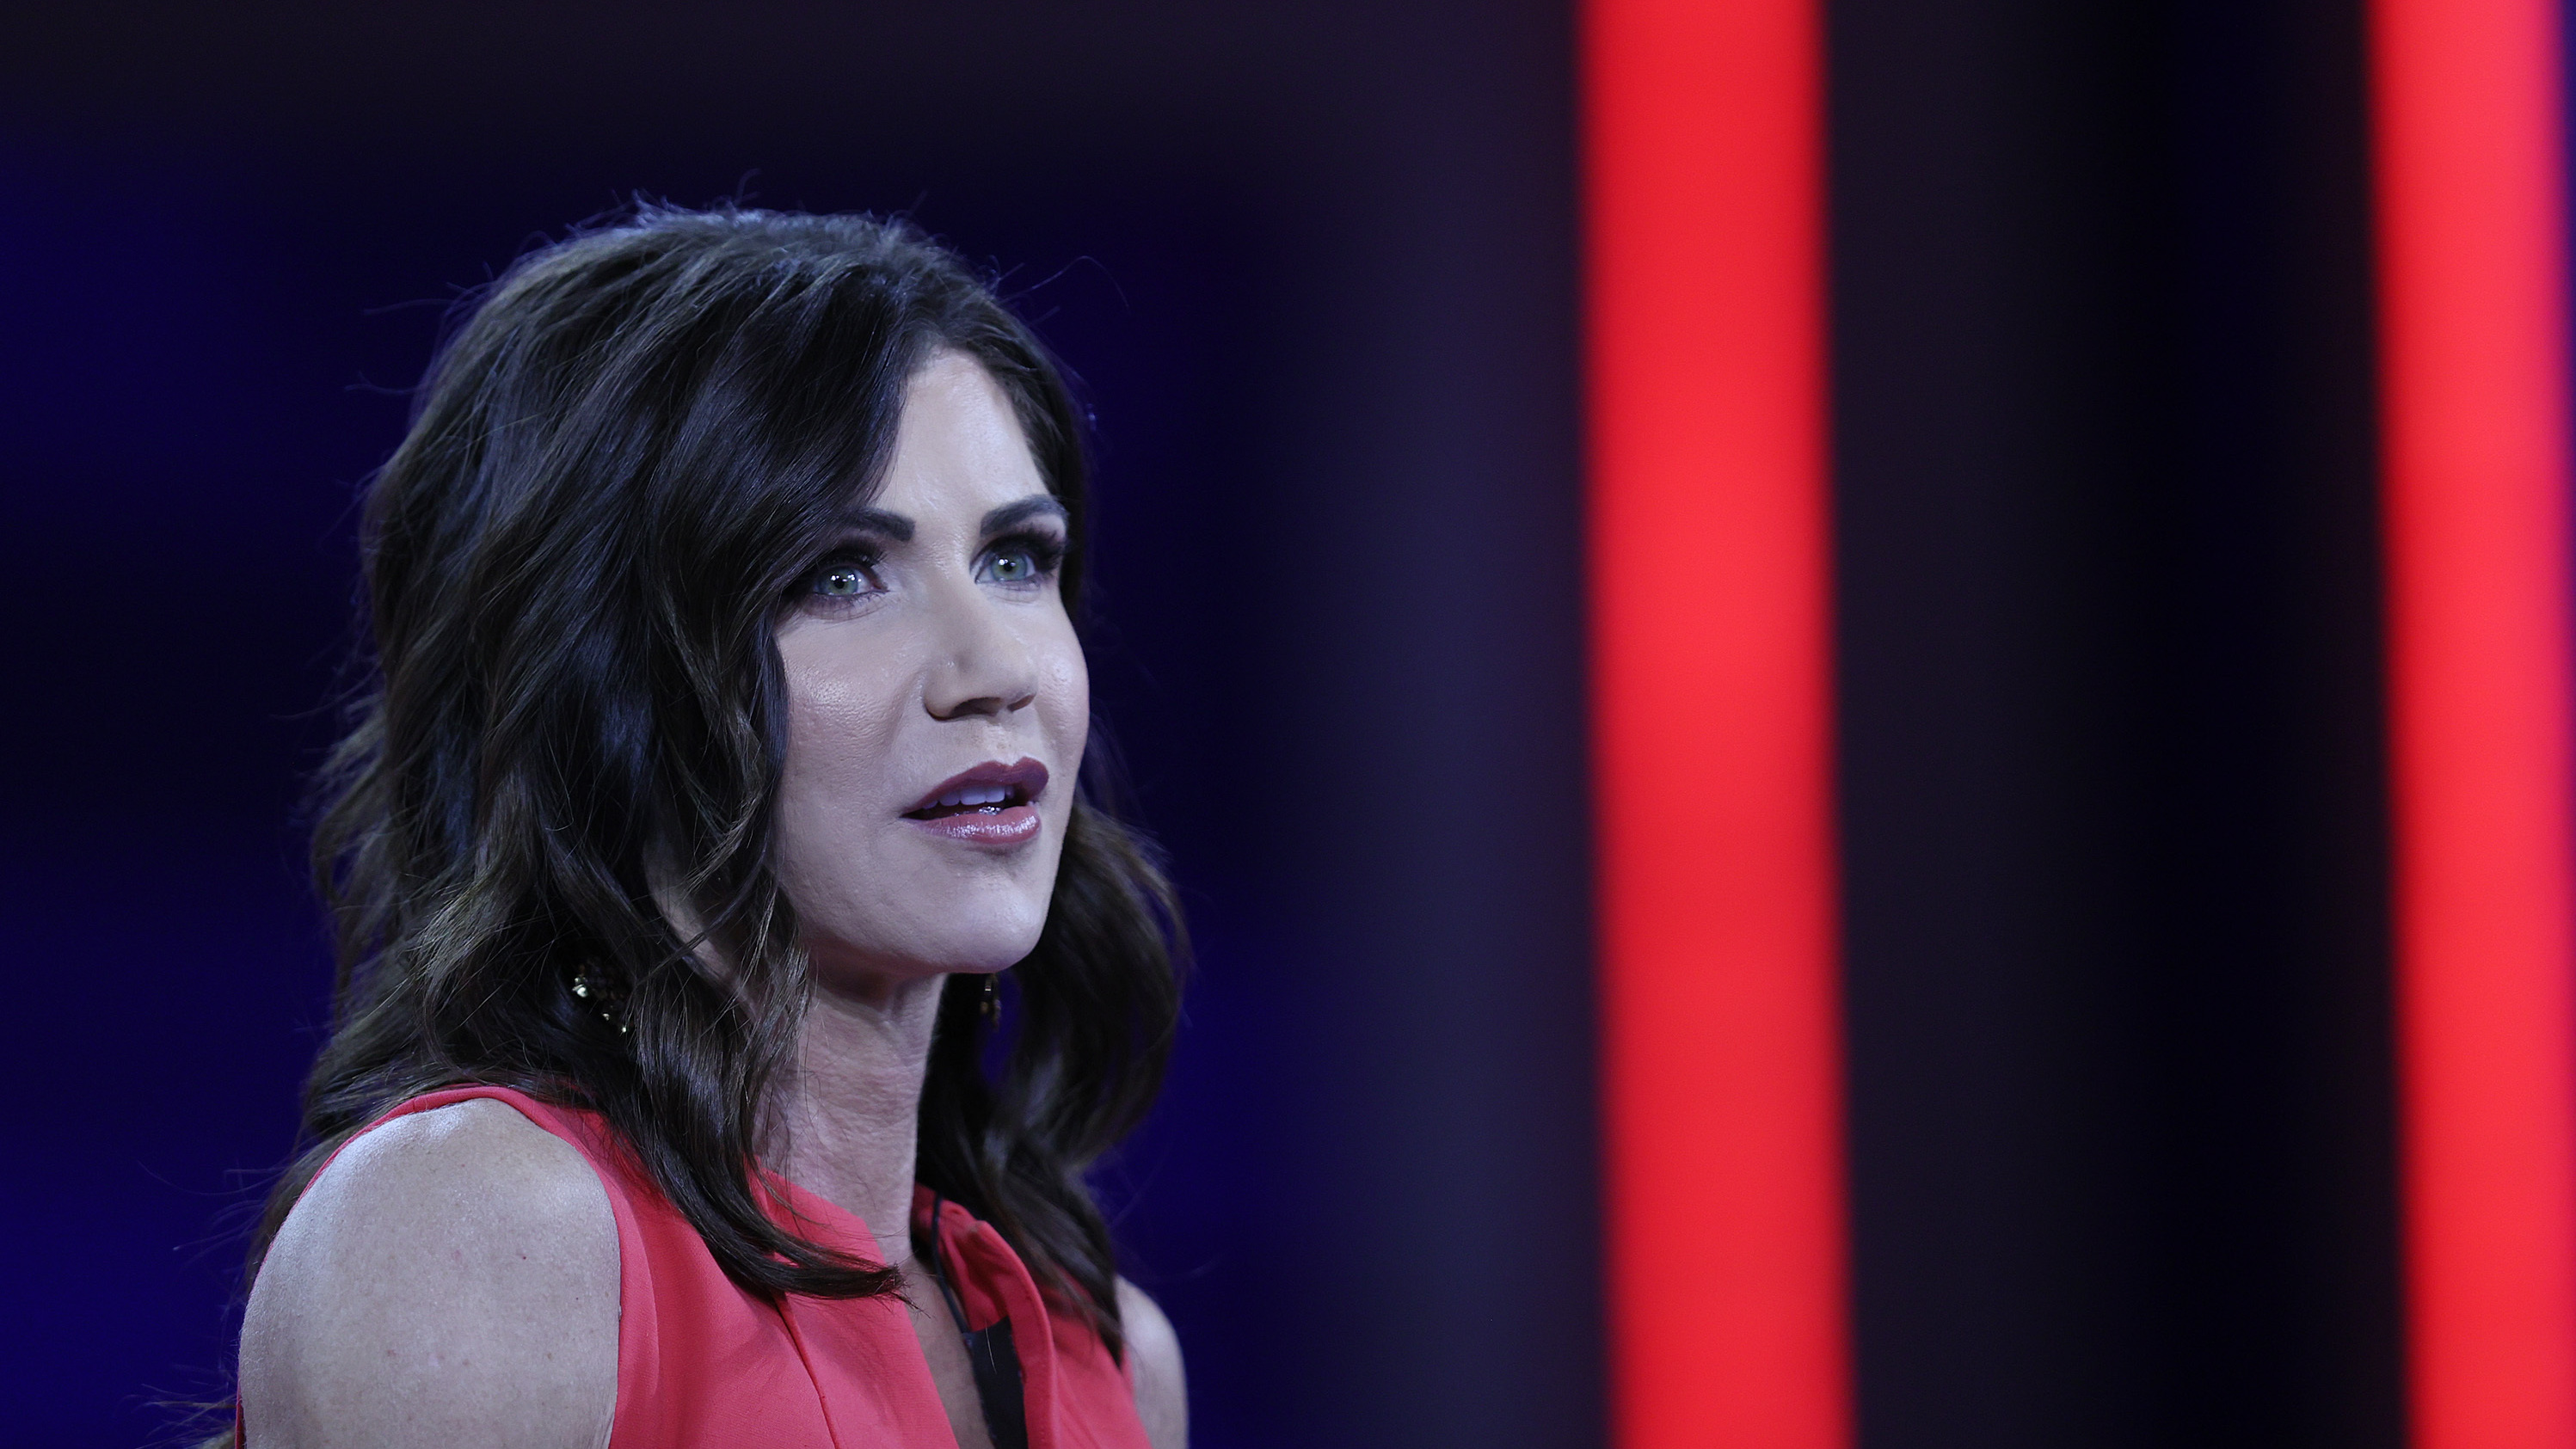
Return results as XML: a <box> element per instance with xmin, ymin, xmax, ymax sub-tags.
<box><xmin>904</xmin><ymin>758</ymin><xmax>1050</xmax><ymax>816</ymax></box>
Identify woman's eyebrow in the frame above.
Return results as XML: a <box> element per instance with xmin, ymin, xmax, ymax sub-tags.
<box><xmin>981</xmin><ymin>495</ymin><xmax>1067</xmax><ymax>535</ymax></box>
<box><xmin>836</xmin><ymin>506</ymin><xmax>915</xmax><ymax>542</ymax></box>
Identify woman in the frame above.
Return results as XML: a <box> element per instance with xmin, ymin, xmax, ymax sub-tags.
<box><xmin>231</xmin><ymin>206</ymin><xmax>1189</xmax><ymax>1449</ymax></box>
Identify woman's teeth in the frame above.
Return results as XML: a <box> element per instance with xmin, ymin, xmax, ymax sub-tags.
<box><xmin>934</xmin><ymin>784</ymin><xmax>1014</xmax><ymax>809</ymax></box>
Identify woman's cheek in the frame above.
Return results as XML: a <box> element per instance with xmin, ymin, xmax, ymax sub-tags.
<box><xmin>1043</xmin><ymin>639</ymin><xmax>1090</xmax><ymax>761</ymax></box>
<box><xmin>775</xmin><ymin>648</ymin><xmax>911</xmax><ymax>918</ymax></box>
<box><xmin>788</xmin><ymin>645</ymin><xmax>913</xmax><ymax>785</ymax></box>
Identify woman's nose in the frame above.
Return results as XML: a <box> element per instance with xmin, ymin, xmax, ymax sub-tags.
<box><xmin>922</xmin><ymin>586</ymin><xmax>1040</xmax><ymax>721</ymax></box>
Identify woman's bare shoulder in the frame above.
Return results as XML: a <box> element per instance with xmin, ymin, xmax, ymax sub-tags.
<box><xmin>1116</xmin><ymin>1277</ymin><xmax>1187</xmax><ymax>1449</ymax></box>
<box><xmin>239</xmin><ymin>1097</ymin><xmax>619</xmax><ymax>1449</ymax></box>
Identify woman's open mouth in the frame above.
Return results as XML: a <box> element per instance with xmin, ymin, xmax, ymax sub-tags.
<box><xmin>902</xmin><ymin>758</ymin><xmax>1048</xmax><ymax>846</ymax></box>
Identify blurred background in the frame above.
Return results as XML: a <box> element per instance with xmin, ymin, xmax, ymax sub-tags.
<box><xmin>0</xmin><ymin>0</ymin><xmax>2432</xmax><ymax>1446</ymax></box>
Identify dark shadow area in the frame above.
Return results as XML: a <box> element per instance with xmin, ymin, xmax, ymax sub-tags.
<box><xmin>1829</xmin><ymin>0</ymin><xmax>2404</xmax><ymax>1443</ymax></box>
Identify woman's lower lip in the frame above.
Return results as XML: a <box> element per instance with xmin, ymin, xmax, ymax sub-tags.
<box><xmin>905</xmin><ymin>804</ymin><xmax>1042</xmax><ymax>847</ymax></box>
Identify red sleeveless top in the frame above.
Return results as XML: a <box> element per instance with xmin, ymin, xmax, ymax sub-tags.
<box><xmin>252</xmin><ymin>1084</ymin><xmax>1151</xmax><ymax>1449</ymax></box>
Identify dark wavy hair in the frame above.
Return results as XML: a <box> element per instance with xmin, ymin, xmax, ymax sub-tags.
<box><xmin>243</xmin><ymin>206</ymin><xmax>1183</xmax><ymax>1352</ymax></box>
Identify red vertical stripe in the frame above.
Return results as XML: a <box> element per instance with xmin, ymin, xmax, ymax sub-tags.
<box><xmin>2369</xmin><ymin>0</ymin><xmax>2576</xmax><ymax>1443</ymax></box>
<box><xmin>1583</xmin><ymin>1</ymin><xmax>1850</xmax><ymax>1446</ymax></box>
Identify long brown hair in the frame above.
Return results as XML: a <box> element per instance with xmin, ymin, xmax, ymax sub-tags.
<box><xmin>248</xmin><ymin>206</ymin><xmax>1183</xmax><ymax>1351</ymax></box>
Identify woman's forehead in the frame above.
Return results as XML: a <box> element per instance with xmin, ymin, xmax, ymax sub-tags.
<box><xmin>874</xmin><ymin>355</ymin><xmax>1048</xmax><ymax>519</ymax></box>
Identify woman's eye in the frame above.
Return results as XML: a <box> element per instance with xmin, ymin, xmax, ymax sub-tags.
<box><xmin>805</xmin><ymin>559</ymin><xmax>883</xmax><ymax>600</ymax></box>
<box><xmin>980</xmin><ymin>536</ymin><xmax>1062</xmax><ymax>586</ymax></box>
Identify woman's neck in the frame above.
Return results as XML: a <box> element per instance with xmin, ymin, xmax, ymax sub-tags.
<box><xmin>771</xmin><ymin>970</ymin><xmax>951</xmax><ymax>1269</ymax></box>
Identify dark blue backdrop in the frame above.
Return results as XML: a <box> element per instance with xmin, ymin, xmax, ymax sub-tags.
<box><xmin>0</xmin><ymin>6</ymin><xmax>1594</xmax><ymax>1446</ymax></box>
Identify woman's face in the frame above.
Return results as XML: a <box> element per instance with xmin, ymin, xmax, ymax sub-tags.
<box><xmin>771</xmin><ymin>350</ymin><xmax>1088</xmax><ymax>995</ymax></box>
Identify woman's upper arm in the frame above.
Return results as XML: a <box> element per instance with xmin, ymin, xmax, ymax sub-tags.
<box><xmin>238</xmin><ymin>1098</ymin><xmax>620</xmax><ymax>1449</ymax></box>
<box><xmin>1116</xmin><ymin>1277</ymin><xmax>1187</xmax><ymax>1449</ymax></box>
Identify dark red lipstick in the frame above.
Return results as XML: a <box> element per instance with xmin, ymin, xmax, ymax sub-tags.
<box><xmin>901</xmin><ymin>758</ymin><xmax>1048</xmax><ymax>847</ymax></box>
